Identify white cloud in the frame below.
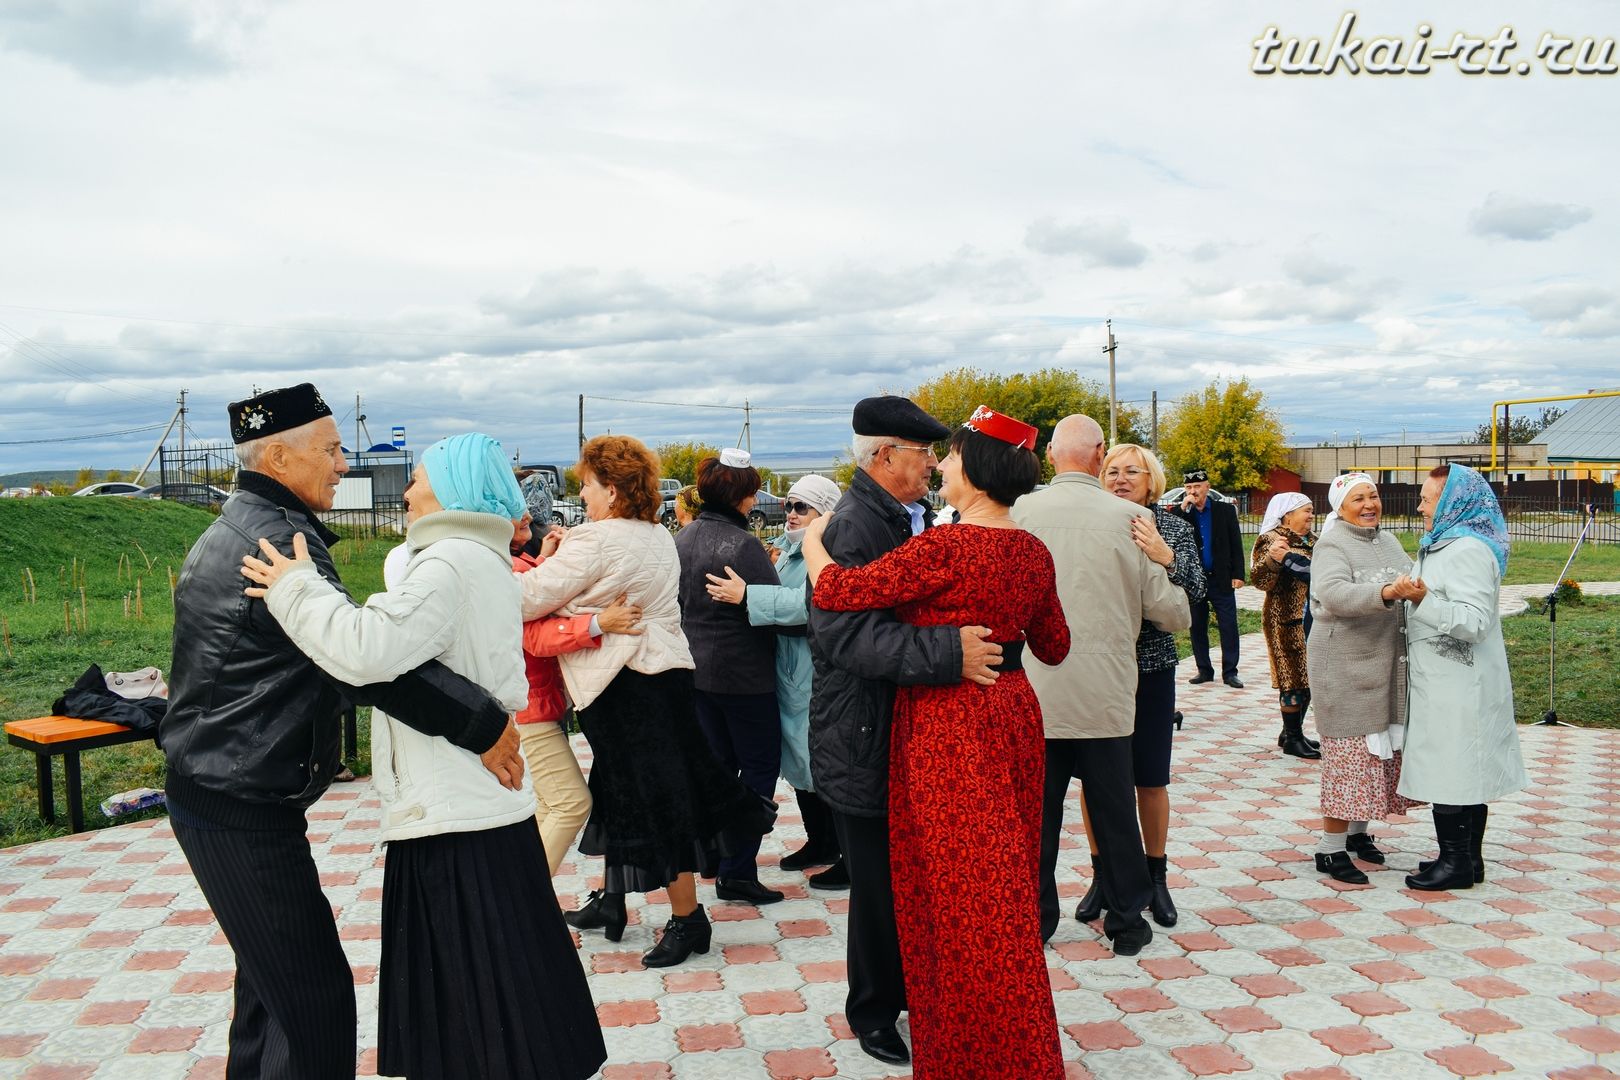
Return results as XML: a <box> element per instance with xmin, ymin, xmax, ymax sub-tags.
<box><xmin>1023</xmin><ymin>217</ymin><xmax>1148</xmax><ymax>268</ymax></box>
<box><xmin>1469</xmin><ymin>193</ymin><xmax>1594</xmax><ymax>242</ymax></box>
<box><xmin>0</xmin><ymin>0</ymin><xmax>264</xmax><ymax>83</ymax></box>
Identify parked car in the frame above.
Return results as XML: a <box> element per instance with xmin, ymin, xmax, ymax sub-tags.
<box><xmin>134</xmin><ymin>483</ymin><xmax>231</xmax><ymax>508</ymax></box>
<box><xmin>748</xmin><ymin>489</ymin><xmax>786</xmax><ymax>530</ymax></box>
<box><xmin>550</xmin><ymin>497</ymin><xmax>586</xmax><ymax>527</ymax></box>
<box><xmin>72</xmin><ymin>482</ymin><xmax>144</xmax><ymax>497</ymax></box>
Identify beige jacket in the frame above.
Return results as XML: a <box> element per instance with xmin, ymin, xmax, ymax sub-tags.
<box><xmin>1012</xmin><ymin>472</ymin><xmax>1191</xmax><ymax>739</ymax></box>
<box><xmin>517</xmin><ymin>517</ymin><xmax>694</xmax><ymax>710</ymax></box>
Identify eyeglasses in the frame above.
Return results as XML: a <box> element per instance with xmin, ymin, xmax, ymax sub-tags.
<box><xmin>783</xmin><ymin>500</ymin><xmax>814</xmax><ymax>515</ymax></box>
<box><xmin>885</xmin><ymin>443</ymin><xmax>937</xmax><ymax>459</ymax></box>
<box><xmin>1103</xmin><ymin>466</ymin><xmax>1150</xmax><ymax>480</ymax></box>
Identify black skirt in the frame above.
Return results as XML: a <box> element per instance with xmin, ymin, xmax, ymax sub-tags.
<box><xmin>576</xmin><ymin>667</ymin><xmax>777</xmax><ymax>893</ymax></box>
<box><xmin>377</xmin><ymin>819</ymin><xmax>607</xmax><ymax>1080</ymax></box>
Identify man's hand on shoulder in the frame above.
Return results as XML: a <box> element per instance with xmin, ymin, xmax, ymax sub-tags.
<box><xmin>960</xmin><ymin>625</ymin><xmax>1002</xmax><ymax>686</ymax></box>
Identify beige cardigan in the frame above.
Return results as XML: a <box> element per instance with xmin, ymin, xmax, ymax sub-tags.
<box><xmin>517</xmin><ymin>517</ymin><xmax>694</xmax><ymax>710</ymax></box>
<box><xmin>1012</xmin><ymin>473</ymin><xmax>1191</xmax><ymax>739</ymax></box>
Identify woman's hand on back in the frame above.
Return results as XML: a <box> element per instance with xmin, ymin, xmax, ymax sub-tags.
<box><xmin>704</xmin><ymin>566</ymin><xmax>747</xmax><ymax>605</ymax></box>
<box><xmin>597</xmin><ymin>592</ymin><xmax>644</xmax><ymax>635</ymax></box>
<box><xmin>241</xmin><ymin>532</ymin><xmax>312</xmax><ymax>597</ymax></box>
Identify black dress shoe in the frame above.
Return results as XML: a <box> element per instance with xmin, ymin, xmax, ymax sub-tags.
<box><xmin>641</xmin><ymin>907</ymin><xmax>711</xmax><ymax>968</ymax></box>
<box><xmin>856</xmin><ymin>1026</ymin><xmax>911</xmax><ymax>1065</ymax></box>
<box><xmin>778</xmin><ymin>844</ymin><xmax>833</xmax><ymax>872</ymax></box>
<box><xmin>715</xmin><ymin>878</ymin><xmax>785</xmax><ymax>905</ymax></box>
<box><xmin>1346</xmin><ymin>832</ymin><xmax>1386</xmax><ymax>864</ymax></box>
<box><xmin>1315</xmin><ymin>850</ymin><xmax>1369</xmax><ymax>885</ymax></box>
<box><xmin>564</xmin><ymin>890</ymin><xmax>627</xmax><ymax>942</ymax></box>
<box><xmin>1223</xmin><ymin>675</ymin><xmax>1245</xmax><ymax>689</ymax></box>
<box><xmin>1074</xmin><ymin>856</ymin><xmax>1105</xmax><ymax>923</ymax></box>
<box><xmin>1188</xmin><ymin>671</ymin><xmax>1216</xmax><ymax>685</ymax></box>
<box><xmin>808</xmin><ymin>859</ymin><xmax>850</xmax><ymax>890</ymax></box>
<box><xmin>1106</xmin><ymin>919</ymin><xmax>1152</xmax><ymax>957</ymax></box>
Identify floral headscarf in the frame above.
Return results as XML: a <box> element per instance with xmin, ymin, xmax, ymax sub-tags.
<box><xmin>1319</xmin><ymin>472</ymin><xmax>1375</xmax><ymax>537</ymax></box>
<box><xmin>1420</xmin><ymin>463</ymin><xmax>1509</xmax><ymax>576</ymax></box>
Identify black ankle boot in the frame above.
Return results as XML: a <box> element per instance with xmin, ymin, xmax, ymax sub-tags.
<box><xmin>1346</xmin><ymin>832</ymin><xmax>1385</xmax><ymax>864</ymax></box>
<box><xmin>1279</xmin><ymin>712</ymin><xmax>1320</xmax><ymax>759</ymax></box>
<box><xmin>1406</xmin><ymin>806</ymin><xmax>1475</xmax><ymax>891</ymax></box>
<box><xmin>1145</xmin><ymin>855</ymin><xmax>1177</xmax><ymax>927</ymax></box>
<box><xmin>641</xmin><ymin>906</ymin><xmax>712</xmax><ymax>968</ymax></box>
<box><xmin>564</xmin><ymin>890</ymin><xmax>627</xmax><ymax>942</ymax></box>
<box><xmin>1419</xmin><ymin>804</ymin><xmax>1487</xmax><ymax>883</ymax></box>
<box><xmin>1315</xmin><ymin>850</ymin><xmax>1368</xmax><ymax>885</ymax></box>
<box><xmin>1074</xmin><ymin>856</ymin><xmax>1105</xmax><ymax>923</ymax></box>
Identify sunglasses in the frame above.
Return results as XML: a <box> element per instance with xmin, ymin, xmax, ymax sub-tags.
<box><xmin>784</xmin><ymin>500</ymin><xmax>815</xmax><ymax>515</ymax></box>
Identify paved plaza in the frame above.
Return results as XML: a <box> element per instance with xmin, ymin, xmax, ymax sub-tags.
<box><xmin>2</xmin><ymin>638</ymin><xmax>1617</xmax><ymax>1079</ymax></box>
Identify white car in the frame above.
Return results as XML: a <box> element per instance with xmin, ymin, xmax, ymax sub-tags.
<box><xmin>72</xmin><ymin>482</ymin><xmax>144</xmax><ymax>497</ymax></box>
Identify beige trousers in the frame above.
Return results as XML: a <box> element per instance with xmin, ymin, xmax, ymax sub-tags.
<box><xmin>516</xmin><ymin>721</ymin><xmax>592</xmax><ymax>876</ymax></box>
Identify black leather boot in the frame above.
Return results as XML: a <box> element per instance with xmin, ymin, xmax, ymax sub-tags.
<box><xmin>1419</xmin><ymin>804</ymin><xmax>1487</xmax><ymax>883</ymax></box>
<box><xmin>641</xmin><ymin>906</ymin><xmax>712</xmax><ymax>968</ymax></box>
<box><xmin>1346</xmin><ymin>831</ymin><xmax>1386</xmax><ymax>864</ymax></box>
<box><xmin>1406</xmin><ymin>806</ymin><xmax>1475</xmax><ymax>891</ymax></box>
<box><xmin>564</xmin><ymin>890</ymin><xmax>627</xmax><ymax>942</ymax></box>
<box><xmin>1279</xmin><ymin>712</ymin><xmax>1321</xmax><ymax>759</ymax></box>
<box><xmin>1145</xmin><ymin>855</ymin><xmax>1177</xmax><ymax>927</ymax></box>
<box><xmin>1074</xmin><ymin>856</ymin><xmax>1106</xmax><ymax>923</ymax></box>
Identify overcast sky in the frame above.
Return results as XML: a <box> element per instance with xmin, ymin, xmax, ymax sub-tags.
<box><xmin>2</xmin><ymin>1</ymin><xmax>1616</xmax><ymax>472</ymax></box>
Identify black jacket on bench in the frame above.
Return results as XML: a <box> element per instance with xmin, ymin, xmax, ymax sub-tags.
<box><xmin>162</xmin><ymin>471</ymin><xmax>509</xmax><ymax>824</ymax></box>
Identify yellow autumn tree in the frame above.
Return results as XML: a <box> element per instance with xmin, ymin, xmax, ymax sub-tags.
<box><xmin>1160</xmin><ymin>379</ymin><xmax>1288</xmax><ymax>493</ymax></box>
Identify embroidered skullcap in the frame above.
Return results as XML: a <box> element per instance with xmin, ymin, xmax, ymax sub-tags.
<box><xmin>229</xmin><ymin>383</ymin><xmax>333</xmax><ymax>444</ymax></box>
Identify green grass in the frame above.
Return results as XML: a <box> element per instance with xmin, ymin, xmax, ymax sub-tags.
<box><xmin>0</xmin><ymin>499</ymin><xmax>391</xmax><ymax>848</ymax></box>
<box><xmin>1384</xmin><ymin>534</ymin><xmax>1620</xmax><ymax>585</ymax></box>
<box><xmin>1503</xmin><ymin>596</ymin><xmax>1620</xmax><ymax>729</ymax></box>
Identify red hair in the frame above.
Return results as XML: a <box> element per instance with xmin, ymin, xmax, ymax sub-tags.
<box><xmin>577</xmin><ymin>435</ymin><xmax>661</xmax><ymax>522</ymax></box>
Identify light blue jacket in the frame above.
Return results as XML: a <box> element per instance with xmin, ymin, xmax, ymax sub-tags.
<box><xmin>745</xmin><ymin>533</ymin><xmax>814</xmax><ymax>791</ymax></box>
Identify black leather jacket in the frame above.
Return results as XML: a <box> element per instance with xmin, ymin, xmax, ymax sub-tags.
<box><xmin>162</xmin><ymin>472</ymin><xmax>508</xmax><ymax>823</ymax></box>
<box><xmin>806</xmin><ymin>468</ymin><xmax>962</xmax><ymax>817</ymax></box>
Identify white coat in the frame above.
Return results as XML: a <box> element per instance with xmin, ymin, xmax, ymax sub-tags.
<box><xmin>265</xmin><ymin>510</ymin><xmax>534</xmax><ymax>842</ymax></box>
<box><xmin>1396</xmin><ymin>535</ymin><xmax>1529</xmax><ymax>805</ymax></box>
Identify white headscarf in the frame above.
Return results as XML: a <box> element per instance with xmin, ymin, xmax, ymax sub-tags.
<box><xmin>785</xmin><ymin>474</ymin><xmax>841</xmax><ymax>515</ymax></box>
<box><xmin>1260</xmin><ymin>492</ymin><xmax>1313</xmax><ymax>536</ymax></box>
<box><xmin>1320</xmin><ymin>472</ymin><xmax>1375</xmax><ymax>537</ymax></box>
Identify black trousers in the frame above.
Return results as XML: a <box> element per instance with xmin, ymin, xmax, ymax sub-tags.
<box><xmin>1040</xmin><ymin>736</ymin><xmax>1151</xmax><ymax>940</ymax></box>
<box><xmin>831</xmin><ymin>809</ymin><xmax>906</xmax><ymax>1033</ymax></box>
<box><xmin>172</xmin><ymin>819</ymin><xmax>356</xmax><ymax>1080</ymax></box>
<box><xmin>695</xmin><ymin>688</ymin><xmax>782</xmax><ymax>879</ymax></box>
<box><xmin>794</xmin><ymin>788</ymin><xmax>842</xmax><ymax>858</ymax></box>
<box><xmin>1189</xmin><ymin>587</ymin><xmax>1241</xmax><ymax>680</ymax></box>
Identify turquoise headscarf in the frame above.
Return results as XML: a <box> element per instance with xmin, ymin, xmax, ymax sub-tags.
<box><xmin>1420</xmin><ymin>463</ymin><xmax>1509</xmax><ymax>576</ymax></box>
<box><xmin>421</xmin><ymin>433</ymin><xmax>525</xmax><ymax>519</ymax></box>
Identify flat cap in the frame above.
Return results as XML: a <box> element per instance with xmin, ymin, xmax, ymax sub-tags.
<box><xmin>852</xmin><ymin>395</ymin><xmax>949</xmax><ymax>443</ymax></box>
<box><xmin>229</xmin><ymin>383</ymin><xmax>333</xmax><ymax>444</ymax></box>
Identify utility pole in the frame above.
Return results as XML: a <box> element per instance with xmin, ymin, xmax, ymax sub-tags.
<box><xmin>740</xmin><ymin>399</ymin><xmax>753</xmax><ymax>453</ymax></box>
<box><xmin>355</xmin><ymin>394</ymin><xmax>364</xmax><ymax>451</ymax></box>
<box><xmin>577</xmin><ymin>394</ymin><xmax>585</xmax><ymax>449</ymax></box>
<box><xmin>177</xmin><ymin>389</ymin><xmax>188</xmax><ymax>457</ymax></box>
<box><xmin>1150</xmin><ymin>390</ymin><xmax>1159</xmax><ymax>452</ymax></box>
<box><xmin>1102</xmin><ymin>320</ymin><xmax>1119</xmax><ymax>445</ymax></box>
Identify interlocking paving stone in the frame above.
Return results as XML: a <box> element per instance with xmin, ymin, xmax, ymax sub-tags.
<box><xmin>2</xmin><ymin>640</ymin><xmax>1616</xmax><ymax>1077</ymax></box>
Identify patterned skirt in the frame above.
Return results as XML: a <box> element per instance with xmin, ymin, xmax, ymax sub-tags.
<box><xmin>1319</xmin><ymin>736</ymin><xmax>1419</xmax><ymax>821</ymax></box>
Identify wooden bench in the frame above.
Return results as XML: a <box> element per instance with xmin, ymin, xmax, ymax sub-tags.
<box><xmin>4</xmin><ymin>716</ymin><xmax>153</xmax><ymax>834</ymax></box>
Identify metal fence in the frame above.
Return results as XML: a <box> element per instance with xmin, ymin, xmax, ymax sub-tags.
<box><xmin>158</xmin><ymin>445</ymin><xmax>414</xmax><ymax>535</ymax></box>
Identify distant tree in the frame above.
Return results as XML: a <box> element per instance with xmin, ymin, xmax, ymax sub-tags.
<box><xmin>1471</xmin><ymin>406</ymin><xmax>1563</xmax><ymax>445</ymax></box>
<box><xmin>562</xmin><ymin>466</ymin><xmax>581</xmax><ymax>496</ymax></box>
<box><xmin>105</xmin><ymin>469</ymin><xmax>126</xmax><ymax>482</ymax></box>
<box><xmin>908</xmin><ymin>366</ymin><xmax>1145</xmax><ymax>478</ymax></box>
<box><xmin>653</xmin><ymin>441</ymin><xmax>724</xmax><ymax>486</ymax></box>
<box><xmin>1160</xmin><ymin>378</ymin><xmax>1289</xmax><ymax>493</ymax></box>
<box><xmin>74</xmin><ymin>468</ymin><xmax>95</xmax><ymax>490</ymax></box>
<box><xmin>829</xmin><ymin>454</ymin><xmax>858</xmax><ymax>488</ymax></box>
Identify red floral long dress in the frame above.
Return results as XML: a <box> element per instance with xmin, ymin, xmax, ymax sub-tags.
<box><xmin>814</xmin><ymin>524</ymin><xmax>1070</xmax><ymax>1080</ymax></box>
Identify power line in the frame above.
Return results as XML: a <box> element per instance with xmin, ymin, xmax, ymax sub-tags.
<box><xmin>0</xmin><ymin>423</ymin><xmax>169</xmax><ymax>446</ymax></box>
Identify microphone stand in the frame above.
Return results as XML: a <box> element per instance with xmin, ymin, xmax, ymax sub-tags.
<box><xmin>1537</xmin><ymin>504</ymin><xmax>1599</xmax><ymax>726</ymax></box>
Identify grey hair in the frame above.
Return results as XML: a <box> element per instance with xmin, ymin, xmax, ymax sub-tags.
<box><xmin>234</xmin><ymin>419</ymin><xmax>320</xmax><ymax>472</ymax></box>
<box><xmin>852</xmin><ymin>433</ymin><xmax>887</xmax><ymax>470</ymax></box>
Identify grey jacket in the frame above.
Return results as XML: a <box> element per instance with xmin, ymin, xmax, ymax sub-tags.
<box><xmin>806</xmin><ymin>468</ymin><xmax>962</xmax><ymax>817</ymax></box>
<box><xmin>1012</xmin><ymin>472</ymin><xmax>1190</xmax><ymax>739</ymax></box>
<box><xmin>1306</xmin><ymin>524</ymin><xmax>1411</xmax><ymax>739</ymax></box>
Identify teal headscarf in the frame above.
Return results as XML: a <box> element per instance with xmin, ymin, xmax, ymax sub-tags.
<box><xmin>1420</xmin><ymin>463</ymin><xmax>1509</xmax><ymax>576</ymax></box>
<box><xmin>421</xmin><ymin>433</ymin><xmax>525</xmax><ymax>519</ymax></box>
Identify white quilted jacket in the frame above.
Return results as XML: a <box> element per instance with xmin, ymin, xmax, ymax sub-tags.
<box><xmin>517</xmin><ymin>517</ymin><xmax>694</xmax><ymax>709</ymax></box>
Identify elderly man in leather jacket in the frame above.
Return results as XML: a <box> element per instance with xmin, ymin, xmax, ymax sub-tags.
<box><xmin>805</xmin><ymin>395</ymin><xmax>1003</xmax><ymax>1067</ymax></box>
<box><xmin>162</xmin><ymin>384</ymin><xmax>524</xmax><ymax>1080</ymax></box>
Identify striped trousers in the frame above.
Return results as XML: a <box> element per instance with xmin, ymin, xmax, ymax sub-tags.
<box><xmin>173</xmin><ymin>819</ymin><xmax>357</xmax><ymax>1079</ymax></box>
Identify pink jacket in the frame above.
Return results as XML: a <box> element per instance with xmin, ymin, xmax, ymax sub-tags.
<box><xmin>512</xmin><ymin>551</ymin><xmax>602</xmax><ymax>724</ymax></box>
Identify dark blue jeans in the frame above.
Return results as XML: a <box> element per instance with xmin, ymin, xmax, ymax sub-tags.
<box><xmin>1189</xmin><ymin>587</ymin><xmax>1240</xmax><ymax>680</ymax></box>
<box><xmin>694</xmin><ymin>689</ymin><xmax>781</xmax><ymax>879</ymax></box>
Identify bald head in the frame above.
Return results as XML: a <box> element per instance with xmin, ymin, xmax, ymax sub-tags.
<box><xmin>1048</xmin><ymin>414</ymin><xmax>1106</xmax><ymax>476</ymax></box>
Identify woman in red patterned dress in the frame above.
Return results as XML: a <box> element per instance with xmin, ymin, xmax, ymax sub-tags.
<box><xmin>803</xmin><ymin>406</ymin><xmax>1070</xmax><ymax>1080</ymax></box>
